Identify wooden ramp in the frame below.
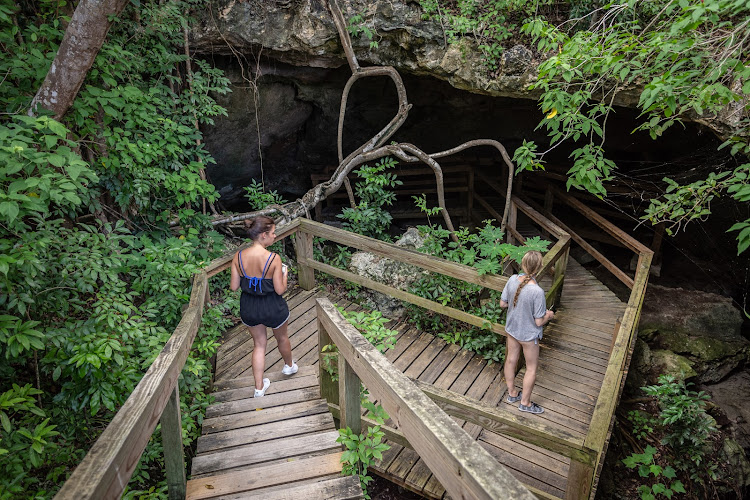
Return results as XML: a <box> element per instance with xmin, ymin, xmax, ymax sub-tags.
<box><xmin>367</xmin><ymin>259</ymin><xmax>625</xmax><ymax>499</ymax></box>
<box><xmin>185</xmin><ymin>288</ymin><xmax>364</xmax><ymax>500</ymax></box>
<box><xmin>193</xmin><ymin>258</ymin><xmax>625</xmax><ymax>500</ymax></box>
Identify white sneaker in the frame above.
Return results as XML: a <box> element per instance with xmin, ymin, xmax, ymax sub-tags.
<box><xmin>282</xmin><ymin>362</ymin><xmax>298</xmax><ymax>376</ymax></box>
<box><xmin>254</xmin><ymin>378</ymin><xmax>270</xmax><ymax>398</ymax></box>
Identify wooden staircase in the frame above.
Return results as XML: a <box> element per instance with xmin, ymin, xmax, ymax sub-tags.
<box><xmin>185</xmin><ymin>332</ymin><xmax>363</xmax><ymax>499</ymax></box>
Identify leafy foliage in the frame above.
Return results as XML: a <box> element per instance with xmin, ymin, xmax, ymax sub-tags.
<box><xmin>338</xmin><ymin>157</ymin><xmax>402</xmax><ymax>240</ymax></box>
<box><xmin>622</xmin><ymin>445</ymin><xmax>686</xmax><ymax>500</ymax></box>
<box><xmin>642</xmin><ymin>375</ymin><xmax>717</xmax><ymax>475</ymax></box>
<box><xmin>244</xmin><ymin>179</ymin><xmax>287</xmax><ymax>211</ymax></box>
<box><xmin>337</xmin><ymin>400</ymin><xmax>390</xmax><ymax>499</ymax></box>
<box><xmin>347</xmin><ymin>11</ymin><xmax>380</xmax><ymax>50</ymax></box>
<box><xmin>0</xmin><ymin>0</ymin><xmax>233</xmax><ymax>496</ymax></box>
<box><xmin>516</xmin><ymin>0</ymin><xmax>750</xmax><ymax>252</ymax></box>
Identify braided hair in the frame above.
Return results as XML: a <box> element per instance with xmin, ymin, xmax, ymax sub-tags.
<box><xmin>513</xmin><ymin>250</ymin><xmax>544</xmax><ymax>307</ymax></box>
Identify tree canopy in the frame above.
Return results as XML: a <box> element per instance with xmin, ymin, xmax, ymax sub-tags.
<box><xmin>419</xmin><ymin>0</ymin><xmax>750</xmax><ymax>254</ymax></box>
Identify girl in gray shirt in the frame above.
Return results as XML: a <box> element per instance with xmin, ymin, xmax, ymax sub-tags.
<box><xmin>500</xmin><ymin>250</ymin><xmax>554</xmax><ymax>414</ymax></box>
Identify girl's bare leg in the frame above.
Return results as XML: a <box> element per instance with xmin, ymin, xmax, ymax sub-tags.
<box><xmin>249</xmin><ymin>325</ymin><xmax>268</xmax><ymax>390</ymax></box>
<box><xmin>519</xmin><ymin>341</ymin><xmax>540</xmax><ymax>407</ymax></box>
<box><xmin>272</xmin><ymin>321</ymin><xmax>293</xmax><ymax>366</ymax></box>
<box><xmin>504</xmin><ymin>335</ymin><xmax>522</xmax><ymax>398</ymax></box>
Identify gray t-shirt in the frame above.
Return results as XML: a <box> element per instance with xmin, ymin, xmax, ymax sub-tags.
<box><xmin>501</xmin><ymin>274</ymin><xmax>547</xmax><ymax>343</ymax></box>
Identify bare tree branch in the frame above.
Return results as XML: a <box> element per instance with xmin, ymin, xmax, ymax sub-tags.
<box><xmin>210</xmin><ymin>0</ymin><xmax>517</xmax><ymax>241</ymax></box>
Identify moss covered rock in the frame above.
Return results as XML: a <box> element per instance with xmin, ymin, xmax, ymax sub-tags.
<box><xmin>639</xmin><ymin>284</ymin><xmax>748</xmax><ymax>383</ymax></box>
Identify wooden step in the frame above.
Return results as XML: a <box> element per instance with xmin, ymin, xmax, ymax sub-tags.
<box><xmin>185</xmin><ymin>452</ymin><xmax>349</xmax><ymax>499</ymax></box>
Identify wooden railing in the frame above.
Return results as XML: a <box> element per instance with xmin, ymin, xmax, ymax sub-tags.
<box><xmin>297</xmin><ymin>219</ymin><xmax>615</xmax><ymax>499</ymax></box>
<box><xmin>54</xmin><ymin>218</ymin><xmax>301</xmax><ymax>500</ymax></box>
<box><xmin>55</xmin><ymin>196</ymin><xmax>596</xmax><ymax>499</ymax></box>
<box><xmin>540</xmin><ymin>187</ymin><xmax>653</xmax><ymax>499</ymax></box>
<box><xmin>316</xmin><ymin>297</ymin><xmax>537</xmax><ymax>500</ymax></box>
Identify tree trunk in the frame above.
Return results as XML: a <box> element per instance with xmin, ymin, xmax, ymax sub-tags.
<box><xmin>28</xmin><ymin>0</ymin><xmax>130</xmax><ymax>120</ymax></box>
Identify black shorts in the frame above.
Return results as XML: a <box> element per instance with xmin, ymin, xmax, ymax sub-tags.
<box><xmin>240</xmin><ymin>292</ymin><xmax>290</xmax><ymax>329</ymax></box>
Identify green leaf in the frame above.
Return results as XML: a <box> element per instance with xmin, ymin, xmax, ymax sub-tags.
<box><xmin>0</xmin><ymin>202</ymin><xmax>20</xmax><ymax>224</ymax></box>
<box><xmin>48</xmin><ymin>154</ymin><xmax>65</xmax><ymax>167</ymax></box>
<box><xmin>67</xmin><ymin>162</ymin><xmax>85</xmax><ymax>181</ymax></box>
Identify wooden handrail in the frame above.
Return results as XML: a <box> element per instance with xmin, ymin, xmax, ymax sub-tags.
<box><xmin>55</xmin><ymin>222</ymin><xmax>299</xmax><ymax>500</ymax></box>
<box><xmin>298</xmin><ymin>218</ymin><xmax>511</xmax><ymax>292</ymax></box>
<box><xmin>583</xmin><ymin>252</ymin><xmax>652</xmax><ymax>495</ymax></box>
<box><xmin>302</xmin><ymin>257</ymin><xmax>509</xmax><ymax>335</ymax></box>
<box><xmin>474</xmin><ymin>170</ymin><xmax>568</xmax><ymax>239</ymax></box>
<box><xmin>316</xmin><ymin>298</ymin><xmax>536</xmax><ymax>500</ymax></box>
<box><xmin>550</xmin><ymin>187</ymin><xmax>651</xmax><ymax>254</ymax></box>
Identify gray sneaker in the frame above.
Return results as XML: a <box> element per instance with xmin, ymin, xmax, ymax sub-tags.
<box><xmin>519</xmin><ymin>402</ymin><xmax>544</xmax><ymax>414</ymax></box>
<box><xmin>506</xmin><ymin>391</ymin><xmax>522</xmax><ymax>403</ymax></box>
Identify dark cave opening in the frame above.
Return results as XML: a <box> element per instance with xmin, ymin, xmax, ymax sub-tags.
<box><xmin>201</xmin><ymin>55</ymin><xmax>749</xmax><ymax>317</ymax></box>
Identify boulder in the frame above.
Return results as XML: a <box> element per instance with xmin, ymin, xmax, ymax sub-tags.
<box><xmin>718</xmin><ymin>438</ymin><xmax>750</xmax><ymax>494</ymax></box>
<box><xmin>702</xmin><ymin>368</ymin><xmax>750</xmax><ymax>452</ymax></box>
<box><xmin>638</xmin><ymin>284</ymin><xmax>749</xmax><ymax>383</ymax></box>
<box><xmin>348</xmin><ymin>227</ymin><xmax>426</xmax><ymax>318</ymax></box>
<box><xmin>648</xmin><ymin>349</ymin><xmax>697</xmax><ymax>381</ymax></box>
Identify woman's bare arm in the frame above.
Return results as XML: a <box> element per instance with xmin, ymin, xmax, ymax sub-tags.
<box><xmin>271</xmin><ymin>254</ymin><xmax>288</xmax><ymax>295</ymax></box>
<box><xmin>230</xmin><ymin>254</ymin><xmax>241</xmax><ymax>291</ymax></box>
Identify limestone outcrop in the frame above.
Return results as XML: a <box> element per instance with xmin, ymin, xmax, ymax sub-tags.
<box><xmin>193</xmin><ymin>0</ymin><xmax>740</xmax><ymax>140</ymax></box>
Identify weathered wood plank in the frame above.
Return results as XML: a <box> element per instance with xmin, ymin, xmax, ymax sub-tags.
<box><xmin>213</xmin><ymin>365</ymin><xmax>317</xmax><ymax>392</ymax></box>
<box><xmin>201</xmin><ymin>399</ymin><xmax>329</xmax><ymax>435</ymax></box>
<box><xmin>206</xmin><ymin>387</ymin><xmax>321</xmax><ymax>419</ymax></box>
<box><xmin>185</xmin><ymin>452</ymin><xmax>344</xmax><ymax>500</ymax></box>
<box><xmin>212</xmin><ymin>374</ymin><xmax>319</xmax><ymax>403</ymax></box>
<box><xmin>196</xmin><ymin>412</ymin><xmax>335</xmax><ymax>454</ymax></box>
<box><xmin>233</xmin><ymin>475</ymin><xmax>365</xmax><ymax>500</ymax></box>
<box><xmin>190</xmin><ymin>429</ymin><xmax>341</xmax><ymax>476</ymax></box>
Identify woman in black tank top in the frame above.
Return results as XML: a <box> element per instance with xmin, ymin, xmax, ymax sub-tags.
<box><xmin>230</xmin><ymin>216</ymin><xmax>297</xmax><ymax>397</ymax></box>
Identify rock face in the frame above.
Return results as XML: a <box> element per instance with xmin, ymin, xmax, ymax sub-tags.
<box><xmin>703</xmin><ymin>369</ymin><xmax>750</xmax><ymax>453</ymax></box>
<box><xmin>193</xmin><ymin>0</ymin><xmax>739</xmax><ymax>139</ymax></box>
<box><xmin>636</xmin><ymin>284</ymin><xmax>749</xmax><ymax>383</ymax></box>
<box><xmin>348</xmin><ymin>227</ymin><xmax>426</xmax><ymax>318</ymax></box>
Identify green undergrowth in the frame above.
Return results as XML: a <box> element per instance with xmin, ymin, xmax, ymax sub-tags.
<box><xmin>617</xmin><ymin>374</ymin><xmax>730</xmax><ymax>499</ymax></box>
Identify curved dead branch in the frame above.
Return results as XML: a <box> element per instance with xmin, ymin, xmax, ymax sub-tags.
<box><xmin>211</xmin><ymin>0</ymin><xmax>517</xmax><ymax>242</ymax></box>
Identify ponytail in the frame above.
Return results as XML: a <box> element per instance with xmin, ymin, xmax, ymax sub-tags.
<box><xmin>512</xmin><ymin>250</ymin><xmax>543</xmax><ymax>307</ymax></box>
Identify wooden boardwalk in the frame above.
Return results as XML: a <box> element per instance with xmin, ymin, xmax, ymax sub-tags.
<box><xmin>192</xmin><ymin>257</ymin><xmax>625</xmax><ymax>499</ymax></box>
<box><xmin>185</xmin><ymin>288</ymin><xmax>364</xmax><ymax>499</ymax></box>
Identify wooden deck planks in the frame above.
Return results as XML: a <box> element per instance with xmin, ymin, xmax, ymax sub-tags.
<box><xmin>199</xmin><ymin>248</ymin><xmax>626</xmax><ymax>500</ymax></box>
<box><xmin>188</xmin><ymin>288</ymin><xmax>363</xmax><ymax>500</ymax></box>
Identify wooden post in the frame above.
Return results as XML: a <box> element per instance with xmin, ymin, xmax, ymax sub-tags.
<box><xmin>552</xmin><ymin>245</ymin><xmax>569</xmax><ymax>307</ymax></box>
<box><xmin>544</xmin><ymin>186</ymin><xmax>554</xmax><ymax>214</ymax></box>
<box><xmin>314</xmin><ymin>201</ymin><xmax>323</xmax><ymax>222</ymax></box>
<box><xmin>318</xmin><ymin>318</ymin><xmax>339</xmax><ymax>406</ymax></box>
<box><xmin>294</xmin><ymin>231</ymin><xmax>315</xmax><ymax>290</ymax></box>
<box><xmin>543</xmin><ymin>187</ymin><xmax>554</xmax><ymax>239</ymax></box>
<box><xmin>338</xmin><ymin>355</ymin><xmax>362</xmax><ymax>436</ymax></box>
<box><xmin>161</xmin><ymin>385</ymin><xmax>186</xmax><ymax>500</ymax></box>
<box><xmin>507</xmin><ymin>201</ymin><xmax>518</xmax><ymax>245</ymax></box>
<box><xmin>565</xmin><ymin>459</ymin><xmax>594</xmax><ymax>500</ymax></box>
